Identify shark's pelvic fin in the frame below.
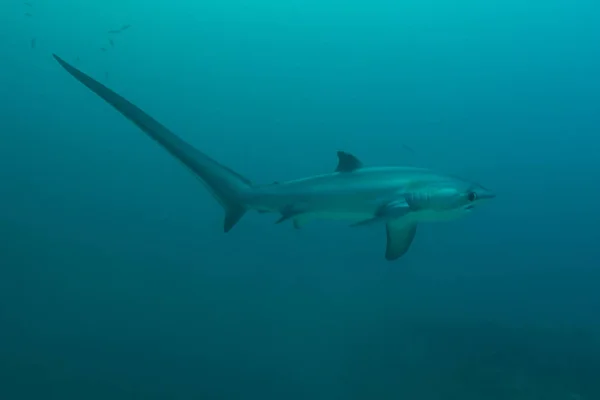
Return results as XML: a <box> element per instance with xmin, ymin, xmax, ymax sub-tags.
<box><xmin>275</xmin><ymin>205</ymin><xmax>304</xmax><ymax>224</ymax></box>
<box><xmin>52</xmin><ymin>54</ymin><xmax>252</xmax><ymax>233</ymax></box>
<box><xmin>335</xmin><ymin>151</ymin><xmax>363</xmax><ymax>173</ymax></box>
<box><xmin>276</xmin><ymin>206</ymin><xmax>312</xmax><ymax>228</ymax></box>
<box><xmin>385</xmin><ymin>221</ymin><xmax>417</xmax><ymax>260</ymax></box>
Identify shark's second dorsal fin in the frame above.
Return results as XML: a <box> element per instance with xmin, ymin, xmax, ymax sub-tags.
<box><xmin>335</xmin><ymin>151</ymin><xmax>363</xmax><ymax>172</ymax></box>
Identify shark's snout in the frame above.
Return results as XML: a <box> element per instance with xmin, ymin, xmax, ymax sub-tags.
<box><xmin>472</xmin><ymin>185</ymin><xmax>496</xmax><ymax>202</ymax></box>
<box><xmin>479</xmin><ymin>190</ymin><xmax>496</xmax><ymax>200</ymax></box>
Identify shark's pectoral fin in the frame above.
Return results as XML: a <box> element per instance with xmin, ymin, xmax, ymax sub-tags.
<box><xmin>385</xmin><ymin>221</ymin><xmax>417</xmax><ymax>261</ymax></box>
<box><xmin>351</xmin><ymin>200</ymin><xmax>411</xmax><ymax>227</ymax></box>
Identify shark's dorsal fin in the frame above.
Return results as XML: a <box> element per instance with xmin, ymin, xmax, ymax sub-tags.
<box><xmin>335</xmin><ymin>151</ymin><xmax>363</xmax><ymax>172</ymax></box>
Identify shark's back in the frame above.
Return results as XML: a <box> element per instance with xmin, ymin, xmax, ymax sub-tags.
<box><xmin>255</xmin><ymin>166</ymin><xmax>443</xmax><ymax>195</ymax></box>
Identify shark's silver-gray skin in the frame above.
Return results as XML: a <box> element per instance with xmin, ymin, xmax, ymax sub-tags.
<box><xmin>52</xmin><ymin>54</ymin><xmax>495</xmax><ymax>261</ymax></box>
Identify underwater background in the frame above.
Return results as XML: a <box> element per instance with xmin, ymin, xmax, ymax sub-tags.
<box><xmin>1</xmin><ymin>0</ymin><xmax>599</xmax><ymax>398</ymax></box>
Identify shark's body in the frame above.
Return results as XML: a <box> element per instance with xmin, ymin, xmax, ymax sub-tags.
<box><xmin>52</xmin><ymin>54</ymin><xmax>494</xmax><ymax>261</ymax></box>
<box><xmin>248</xmin><ymin>166</ymin><xmax>467</xmax><ymax>224</ymax></box>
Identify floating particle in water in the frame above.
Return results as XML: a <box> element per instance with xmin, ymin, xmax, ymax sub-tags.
<box><xmin>30</xmin><ymin>37</ymin><xmax>36</xmax><ymax>48</ymax></box>
<box><xmin>108</xmin><ymin>24</ymin><xmax>132</xmax><ymax>34</ymax></box>
<box><xmin>402</xmin><ymin>143</ymin><xmax>415</xmax><ymax>154</ymax></box>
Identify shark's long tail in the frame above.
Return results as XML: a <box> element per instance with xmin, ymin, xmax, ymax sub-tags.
<box><xmin>52</xmin><ymin>54</ymin><xmax>252</xmax><ymax>232</ymax></box>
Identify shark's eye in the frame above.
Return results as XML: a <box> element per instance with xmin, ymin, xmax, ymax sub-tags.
<box><xmin>467</xmin><ymin>192</ymin><xmax>477</xmax><ymax>202</ymax></box>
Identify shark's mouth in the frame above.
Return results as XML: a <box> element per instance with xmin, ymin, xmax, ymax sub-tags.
<box><xmin>464</xmin><ymin>205</ymin><xmax>475</xmax><ymax>210</ymax></box>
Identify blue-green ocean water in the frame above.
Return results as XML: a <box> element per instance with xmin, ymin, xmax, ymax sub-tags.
<box><xmin>1</xmin><ymin>0</ymin><xmax>599</xmax><ymax>398</ymax></box>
